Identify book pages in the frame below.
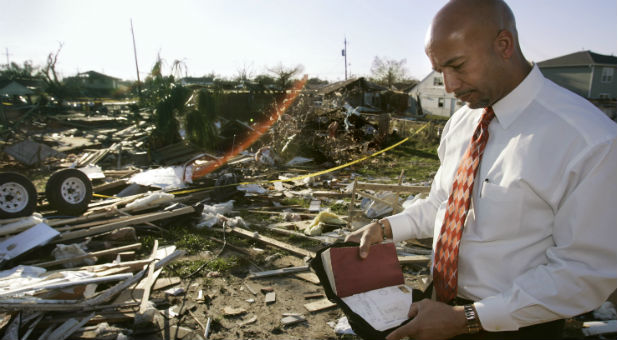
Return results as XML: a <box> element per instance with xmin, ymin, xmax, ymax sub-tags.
<box><xmin>341</xmin><ymin>284</ymin><xmax>412</xmax><ymax>331</ymax></box>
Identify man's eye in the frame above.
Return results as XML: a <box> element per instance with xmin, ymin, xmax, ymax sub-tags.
<box><xmin>453</xmin><ymin>64</ymin><xmax>463</xmax><ymax>70</ymax></box>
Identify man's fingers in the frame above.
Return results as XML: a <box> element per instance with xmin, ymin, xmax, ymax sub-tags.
<box><xmin>408</xmin><ymin>301</ymin><xmax>420</xmax><ymax>318</ymax></box>
<box><xmin>386</xmin><ymin>319</ymin><xmax>415</xmax><ymax>340</ymax></box>
<box><xmin>358</xmin><ymin>232</ymin><xmax>371</xmax><ymax>259</ymax></box>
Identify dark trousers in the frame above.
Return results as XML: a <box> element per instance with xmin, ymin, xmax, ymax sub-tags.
<box><xmin>413</xmin><ymin>288</ymin><xmax>565</xmax><ymax>339</ymax></box>
<box><xmin>450</xmin><ymin>297</ymin><xmax>564</xmax><ymax>339</ymax></box>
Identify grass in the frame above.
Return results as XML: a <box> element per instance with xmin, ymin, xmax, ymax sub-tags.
<box><xmin>350</xmin><ymin>137</ymin><xmax>440</xmax><ymax>182</ymax></box>
<box><xmin>165</xmin><ymin>255</ymin><xmax>241</xmax><ymax>278</ymax></box>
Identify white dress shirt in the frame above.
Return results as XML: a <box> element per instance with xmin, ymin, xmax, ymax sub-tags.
<box><xmin>386</xmin><ymin>65</ymin><xmax>617</xmax><ymax>331</ymax></box>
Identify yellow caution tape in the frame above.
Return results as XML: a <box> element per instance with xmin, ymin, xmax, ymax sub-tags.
<box><xmin>169</xmin><ymin>121</ymin><xmax>431</xmax><ymax>195</ymax></box>
<box><xmin>93</xmin><ymin>122</ymin><xmax>430</xmax><ymax>198</ymax></box>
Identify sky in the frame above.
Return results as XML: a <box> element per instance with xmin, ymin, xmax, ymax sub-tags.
<box><xmin>1</xmin><ymin>0</ymin><xmax>616</xmax><ymax>82</ymax></box>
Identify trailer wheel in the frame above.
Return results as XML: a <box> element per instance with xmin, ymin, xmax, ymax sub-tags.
<box><xmin>0</xmin><ymin>172</ymin><xmax>37</xmax><ymax>218</ymax></box>
<box><xmin>46</xmin><ymin>169</ymin><xmax>92</xmax><ymax>216</ymax></box>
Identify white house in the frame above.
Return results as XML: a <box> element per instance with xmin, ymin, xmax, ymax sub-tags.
<box><xmin>408</xmin><ymin>70</ymin><xmax>464</xmax><ymax>117</ymax></box>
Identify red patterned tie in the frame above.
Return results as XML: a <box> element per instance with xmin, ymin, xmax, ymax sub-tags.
<box><xmin>433</xmin><ymin>106</ymin><xmax>495</xmax><ymax>303</ymax></box>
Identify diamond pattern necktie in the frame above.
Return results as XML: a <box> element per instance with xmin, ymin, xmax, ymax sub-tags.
<box><xmin>433</xmin><ymin>106</ymin><xmax>495</xmax><ymax>303</ymax></box>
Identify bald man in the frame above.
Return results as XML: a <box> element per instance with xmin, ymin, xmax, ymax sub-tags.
<box><xmin>345</xmin><ymin>0</ymin><xmax>616</xmax><ymax>339</ymax></box>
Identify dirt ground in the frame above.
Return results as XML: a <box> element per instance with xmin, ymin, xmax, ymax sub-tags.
<box><xmin>139</xmin><ymin>252</ymin><xmax>428</xmax><ymax>340</ymax></box>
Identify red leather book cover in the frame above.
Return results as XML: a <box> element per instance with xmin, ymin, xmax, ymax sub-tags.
<box><xmin>325</xmin><ymin>243</ymin><xmax>404</xmax><ymax>298</ymax></box>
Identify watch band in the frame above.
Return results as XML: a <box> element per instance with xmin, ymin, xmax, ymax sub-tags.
<box><xmin>463</xmin><ymin>304</ymin><xmax>482</xmax><ymax>334</ymax></box>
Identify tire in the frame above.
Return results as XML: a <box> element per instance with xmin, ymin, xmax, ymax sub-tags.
<box><xmin>45</xmin><ymin>169</ymin><xmax>92</xmax><ymax>216</ymax></box>
<box><xmin>0</xmin><ymin>172</ymin><xmax>37</xmax><ymax>218</ymax></box>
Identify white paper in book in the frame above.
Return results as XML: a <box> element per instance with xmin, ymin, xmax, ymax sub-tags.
<box><xmin>341</xmin><ymin>284</ymin><xmax>412</xmax><ymax>331</ymax></box>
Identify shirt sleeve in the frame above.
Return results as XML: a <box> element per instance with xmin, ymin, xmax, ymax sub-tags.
<box><xmin>475</xmin><ymin>137</ymin><xmax>617</xmax><ymax>331</ymax></box>
<box><xmin>386</xmin><ymin>120</ymin><xmax>453</xmax><ymax>243</ymax></box>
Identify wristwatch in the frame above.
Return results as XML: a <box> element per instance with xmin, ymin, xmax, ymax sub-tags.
<box><xmin>463</xmin><ymin>304</ymin><xmax>482</xmax><ymax>334</ymax></box>
<box><xmin>372</xmin><ymin>219</ymin><xmax>388</xmax><ymax>240</ymax></box>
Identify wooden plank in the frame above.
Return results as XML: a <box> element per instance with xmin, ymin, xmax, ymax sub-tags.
<box><xmin>0</xmin><ymin>273</ymin><xmax>133</xmax><ymax>298</ymax></box>
<box><xmin>153</xmin><ymin>277</ymin><xmax>181</xmax><ymax>291</ymax></box>
<box><xmin>33</xmin><ymin>243</ymin><xmax>142</xmax><ymax>268</ymax></box>
<box><xmin>294</xmin><ymin>272</ymin><xmax>321</xmax><ymax>284</ymax></box>
<box><xmin>398</xmin><ymin>255</ymin><xmax>431</xmax><ymax>265</ymax></box>
<box><xmin>356</xmin><ymin>190</ymin><xmax>403</xmax><ymax>212</ymax></box>
<box><xmin>0</xmin><ymin>223</ymin><xmax>59</xmax><ymax>264</ymax></box>
<box><xmin>247</xmin><ymin>265</ymin><xmax>309</xmax><ymax>279</ymax></box>
<box><xmin>92</xmin><ymin>179</ymin><xmax>127</xmax><ymax>193</ymax></box>
<box><xmin>264</xmin><ymin>291</ymin><xmax>276</xmax><ymax>304</ymax></box>
<box><xmin>0</xmin><ymin>250</ymin><xmax>185</xmax><ymax>312</ymax></box>
<box><xmin>57</xmin><ymin>206</ymin><xmax>195</xmax><ymax>243</ymax></box>
<box><xmin>355</xmin><ymin>182</ymin><xmax>430</xmax><ymax>193</ymax></box>
<box><xmin>304</xmin><ymin>298</ymin><xmax>336</xmax><ymax>313</ymax></box>
<box><xmin>308</xmin><ymin>200</ymin><xmax>321</xmax><ymax>212</ymax></box>
<box><xmin>227</xmin><ymin>226</ymin><xmax>316</xmax><ymax>258</ymax></box>
<box><xmin>51</xmin><ymin>312</ymin><xmax>95</xmax><ymax>340</ymax></box>
<box><xmin>138</xmin><ymin>240</ymin><xmax>160</xmax><ymax>315</ymax></box>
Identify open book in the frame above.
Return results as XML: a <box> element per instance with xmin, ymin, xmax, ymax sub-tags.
<box><xmin>320</xmin><ymin>243</ymin><xmax>412</xmax><ymax>331</ymax></box>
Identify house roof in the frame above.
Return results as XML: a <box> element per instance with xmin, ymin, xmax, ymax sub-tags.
<box><xmin>77</xmin><ymin>71</ymin><xmax>121</xmax><ymax>80</ymax></box>
<box><xmin>537</xmin><ymin>51</ymin><xmax>617</xmax><ymax>68</ymax></box>
<box><xmin>318</xmin><ymin>77</ymin><xmax>387</xmax><ymax>95</ymax></box>
<box><xmin>0</xmin><ymin>80</ymin><xmax>34</xmax><ymax>95</ymax></box>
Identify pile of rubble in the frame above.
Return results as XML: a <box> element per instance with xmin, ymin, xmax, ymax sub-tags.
<box><xmin>0</xmin><ymin>101</ymin><xmax>614</xmax><ymax>339</ymax></box>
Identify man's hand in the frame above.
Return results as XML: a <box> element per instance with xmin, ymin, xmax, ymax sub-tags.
<box><xmin>386</xmin><ymin>299</ymin><xmax>468</xmax><ymax>340</ymax></box>
<box><xmin>343</xmin><ymin>220</ymin><xmax>384</xmax><ymax>259</ymax></box>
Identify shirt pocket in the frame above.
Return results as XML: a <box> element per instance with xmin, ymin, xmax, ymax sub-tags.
<box><xmin>474</xmin><ymin>182</ymin><xmax>524</xmax><ymax>240</ymax></box>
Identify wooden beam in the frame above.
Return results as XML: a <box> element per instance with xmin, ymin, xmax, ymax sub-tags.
<box><xmin>398</xmin><ymin>255</ymin><xmax>431</xmax><ymax>265</ymax></box>
<box><xmin>33</xmin><ymin>243</ymin><xmax>142</xmax><ymax>268</ymax></box>
<box><xmin>355</xmin><ymin>182</ymin><xmax>430</xmax><ymax>193</ymax></box>
<box><xmin>57</xmin><ymin>206</ymin><xmax>195</xmax><ymax>243</ymax></box>
<box><xmin>226</xmin><ymin>226</ymin><xmax>316</xmax><ymax>258</ymax></box>
<box><xmin>247</xmin><ymin>265</ymin><xmax>309</xmax><ymax>279</ymax></box>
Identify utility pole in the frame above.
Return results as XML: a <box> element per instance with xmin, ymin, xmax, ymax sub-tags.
<box><xmin>342</xmin><ymin>37</ymin><xmax>348</xmax><ymax>80</ymax></box>
<box><xmin>130</xmin><ymin>19</ymin><xmax>142</xmax><ymax>100</ymax></box>
<box><xmin>4</xmin><ymin>48</ymin><xmax>10</xmax><ymax>67</ymax></box>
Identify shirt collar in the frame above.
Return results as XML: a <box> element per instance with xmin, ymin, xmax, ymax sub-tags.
<box><xmin>491</xmin><ymin>64</ymin><xmax>544</xmax><ymax>129</ymax></box>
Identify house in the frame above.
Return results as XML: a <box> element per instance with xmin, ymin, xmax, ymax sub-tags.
<box><xmin>64</xmin><ymin>71</ymin><xmax>121</xmax><ymax>97</ymax></box>
<box><xmin>0</xmin><ymin>79</ymin><xmax>34</xmax><ymax>103</ymax></box>
<box><xmin>178</xmin><ymin>76</ymin><xmax>215</xmax><ymax>88</ymax></box>
<box><xmin>319</xmin><ymin>77</ymin><xmax>408</xmax><ymax>113</ymax></box>
<box><xmin>408</xmin><ymin>70</ymin><xmax>464</xmax><ymax>117</ymax></box>
<box><xmin>537</xmin><ymin>51</ymin><xmax>616</xmax><ymax>100</ymax></box>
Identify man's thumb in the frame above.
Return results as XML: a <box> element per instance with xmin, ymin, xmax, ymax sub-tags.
<box><xmin>358</xmin><ymin>235</ymin><xmax>370</xmax><ymax>259</ymax></box>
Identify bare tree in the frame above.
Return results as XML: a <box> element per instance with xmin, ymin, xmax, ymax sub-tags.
<box><xmin>235</xmin><ymin>62</ymin><xmax>255</xmax><ymax>83</ymax></box>
<box><xmin>267</xmin><ymin>63</ymin><xmax>304</xmax><ymax>90</ymax></box>
<box><xmin>37</xmin><ymin>43</ymin><xmax>71</xmax><ymax>103</ymax></box>
<box><xmin>171</xmin><ymin>59</ymin><xmax>188</xmax><ymax>79</ymax></box>
<box><xmin>370</xmin><ymin>56</ymin><xmax>409</xmax><ymax>89</ymax></box>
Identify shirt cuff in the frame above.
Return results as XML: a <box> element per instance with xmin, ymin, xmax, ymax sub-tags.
<box><xmin>385</xmin><ymin>214</ymin><xmax>415</xmax><ymax>243</ymax></box>
<box><xmin>474</xmin><ymin>296</ymin><xmax>519</xmax><ymax>332</ymax></box>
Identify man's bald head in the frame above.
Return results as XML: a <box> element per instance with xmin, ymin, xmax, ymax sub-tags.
<box><xmin>426</xmin><ymin>0</ymin><xmax>518</xmax><ymax>55</ymax></box>
<box><xmin>424</xmin><ymin>0</ymin><xmax>531</xmax><ymax>108</ymax></box>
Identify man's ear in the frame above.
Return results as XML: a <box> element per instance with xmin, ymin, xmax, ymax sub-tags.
<box><xmin>494</xmin><ymin>29</ymin><xmax>515</xmax><ymax>60</ymax></box>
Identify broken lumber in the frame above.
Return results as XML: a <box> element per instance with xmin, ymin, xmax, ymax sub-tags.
<box><xmin>33</xmin><ymin>243</ymin><xmax>142</xmax><ymax>268</ymax></box>
<box><xmin>397</xmin><ymin>255</ymin><xmax>431</xmax><ymax>265</ymax></box>
<box><xmin>247</xmin><ymin>265</ymin><xmax>310</xmax><ymax>279</ymax></box>
<box><xmin>225</xmin><ymin>226</ymin><xmax>316</xmax><ymax>258</ymax></box>
<box><xmin>57</xmin><ymin>206</ymin><xmax>195</xmax><ymax>243</ymax></box>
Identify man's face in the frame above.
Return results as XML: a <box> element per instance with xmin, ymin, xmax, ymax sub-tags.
<box><xmin>426</xmin><ymin>30</ymin><xmax>502</xmax><ymax>109</ymax></box>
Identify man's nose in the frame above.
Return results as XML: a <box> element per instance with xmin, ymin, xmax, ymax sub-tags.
<box><xmin>443</xmin><ymin>72</ymin><xmax>461</xmax><ymax>93</ymax></box>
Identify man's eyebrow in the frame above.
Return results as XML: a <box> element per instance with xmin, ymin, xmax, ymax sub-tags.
<box><xmin>441</xmin><ymin>56</ymin><xmax>464</xmax><ymax>68</ymax></box>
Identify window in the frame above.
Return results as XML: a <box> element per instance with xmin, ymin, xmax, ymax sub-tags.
<box><xmin>433</xmin><ymin>77</ymin><xmax>443</xmax><ymax>86</ymax></box>
<box><xmin>438</xmin><ymin>98</ymin><xmax>444</xmax><ymax>107</ymax></box>
<box><xmin>599</xmin><ymin>93</ymin><xmax>610</xmax><ymax>99</ymax></box>
<box><xmin>601</xmin><ymin>67</ymin><xmax>614</xmax><ymax>83</ymax></box>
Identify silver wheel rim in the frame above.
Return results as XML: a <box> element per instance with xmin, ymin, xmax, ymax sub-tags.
<box><xmin>0</xmin><ymin>182</ymin><xmax>29</xmax><ymax>213</ymax></box>
<box><xmin>59</xmin><ymin>177</ymin><xmax>86</xmax><ymax>204</ymax></box>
